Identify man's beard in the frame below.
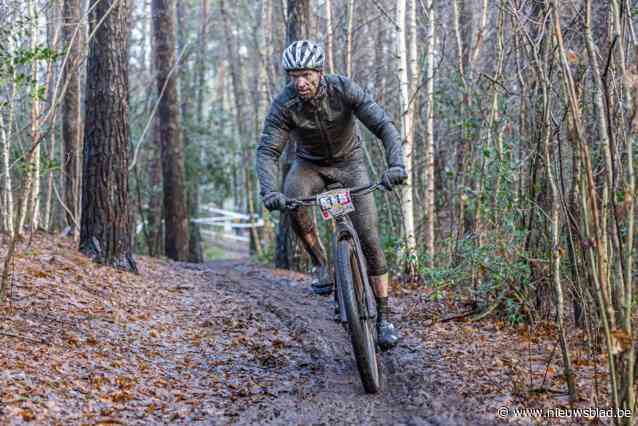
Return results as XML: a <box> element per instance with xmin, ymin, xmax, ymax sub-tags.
<box><xmin>303</xmin><ymin>76</ymin><xmax>327</xmax><ymax>108</ymax></box>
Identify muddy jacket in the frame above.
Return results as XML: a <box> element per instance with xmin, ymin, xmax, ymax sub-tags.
<box><xmin>256</xmin><ymin>74</ymin><xmax>405</xmax><ymax>196</ymax></box>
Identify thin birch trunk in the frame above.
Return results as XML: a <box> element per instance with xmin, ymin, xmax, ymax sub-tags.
<box><xmin>451</xmin><ymin>0</ymin><xmax>469</xmax><ymax>252</ymax></box>
<box><xmin>0</xmin><ymin>58</ymin><xmax>16</xmax><ymax>236</ymax></box>
<box><xmin>346</xmin><ymin>0</ymin><xmax>354</xmax><ymax>77</ymax></box>
<box><xmin>407</xmin><ymin>0</ymin><xmax>418</xmax><ymax>151</ymax></box>
<box><xmin>324</xmin><ymin>0</ymin><xmax>334</xmax><ymax>74</ymax></box>
<box><xmin>30</xmin><ymin>0</ymin><xmax>42</xmax><ymax>231</ymax></box>
<box><xmin>469</xmin><ymin>0</ymin><xmax>488</xmax><ymax>68</ymax></box>
<box><xmin>1</xmin><ymin>112</ymin><xmax>14</xmax><ymax>237</ymax></box>
<box><xmin>396</xmin><ymin>0</ymin><xmax>417</xmax><ymax>276</ymax></box>
<box><xmin>489</xmin><ymin>2</ymin><xmax>505</xmax><ymax>222</ymax></box>
<box><xmin>17</xmin><ymin>0</ymin><xmax>41</xmax><ymax>235</ymax></box>
<box><xmin>18</xmin><ymin>147</ymin><xmax>35</xmax><ymax>238</ymax></box>
<box><xmin>423</xmin><ymin>0</ymin><xmax>434</xmax><ymax>267</ymax></box>
<box><xmin>44</xmin><ymin>0</ymin><xmax>61</xmax><ymax>232</ymax></box>
<box><xmin>259</xmin><ymin>0</ymin><xmax>275</xmax><ymax>249</ymax></box>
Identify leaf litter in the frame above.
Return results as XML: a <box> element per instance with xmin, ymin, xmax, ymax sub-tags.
<box><xmin>0</xmin><ymin>233</ymin><xmax>617</xmax><ymax>425</ymax></box>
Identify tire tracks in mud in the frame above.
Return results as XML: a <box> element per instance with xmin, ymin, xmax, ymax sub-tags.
<box><xmin>184</xmin><ymin>260</ymin><xmax>509</xmax><ymax>426</ymax></box>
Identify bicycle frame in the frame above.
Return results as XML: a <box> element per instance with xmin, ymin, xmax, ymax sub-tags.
<box><xmin>282</xmin><ymin>181</ymin><xmax>385</xmax><ymax>393</ymax></box>
<box><xmin>284</xmin><ymin>182</ymin><xmax>383</xmax><ymax>323</ymax></box>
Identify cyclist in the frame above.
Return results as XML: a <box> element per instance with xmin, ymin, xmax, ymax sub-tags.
<box><xmin>256</xmin><ymin>40</ymin><xmax>407</xmax><ymax>351</ymax></box>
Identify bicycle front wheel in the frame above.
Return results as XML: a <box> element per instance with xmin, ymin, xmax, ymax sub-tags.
<box><xmin>336</xmin><ymin>238</ymin><xmax>380</xmax><ymax>394</ymax></box>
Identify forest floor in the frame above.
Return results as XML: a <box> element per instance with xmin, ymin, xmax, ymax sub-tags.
<box><xmin>0</xmin><ymin>234</ymin><xmax>617</xmax><ymax>425</ymax></box>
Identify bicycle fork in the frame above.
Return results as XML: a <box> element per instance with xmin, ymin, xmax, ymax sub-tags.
<box><xmin>332</xmin><ymin>216</ymin><xmax>377</xmax><ymax>323</ymax></box>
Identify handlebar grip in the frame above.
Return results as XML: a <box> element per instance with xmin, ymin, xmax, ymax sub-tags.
<box><xmin>285</xmin><ymin>199</ymin><xmax>300</xmax><ymax>210</ymax></box>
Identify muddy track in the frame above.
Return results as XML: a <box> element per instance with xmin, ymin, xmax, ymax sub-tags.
<box><xmin>177</xmin><ymin>260</ymin><xmax>508</xmax><ymax>426</ymax></box>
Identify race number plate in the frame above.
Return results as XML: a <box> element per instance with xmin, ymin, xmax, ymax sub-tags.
<box><xmin>317</xmin><ymin>189</ymin><xmax>355</xmax><ymax>220</ymax></box>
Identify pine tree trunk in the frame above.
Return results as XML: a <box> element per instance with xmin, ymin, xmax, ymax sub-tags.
<box><xmin>147</xmin><ymin>122</ymin><xmax>164</xmax><ymax>257</ymax></box>
<box><xmin>219</xmin><ymin>0</ymin><xmax>261</xmax><ymax>256</ymax></box>
<box><xmin>187</xmin><ymin>0</ymin><xmax>207</xmax><ymax>263</ymax></box>
<box><xmin>275</xmin><ymin>0</ymin><xmax>311</xmax><ymax>270</ymax></box>
<box><xmin>176</xmin><ymin>0</ymin><xmax>204</xmax><ymax>263</ymax></box>
<box><xmin>80</xmin><ymin>0</ymin><xmax>136</xmax><ymax>272</ymax></box>
<box><xmin>152</xmin><ymin>0</ymin><xmax>190</xmax><ymax>261</ymax></box>
<box><xmin>146</xmin><ymin>4</ymin><xmax>163</xmax><ymax>257</ymax></box>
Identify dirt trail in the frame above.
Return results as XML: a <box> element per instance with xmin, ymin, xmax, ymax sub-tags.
<box><xmin>182</xmin><ymin>260</ymin><xmax>508</xmax><ymax>425</ymax></box>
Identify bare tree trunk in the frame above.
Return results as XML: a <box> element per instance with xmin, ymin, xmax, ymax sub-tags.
<box><xmin>62</xmin><ymin>0</ymin><xmax>83</xmax><ymax>238</ymax></box>
<box><xmin>489</xmin><ymin>2</ymin><xmax>505</xmax><ymax>222</ymax></box>
<box><xmin>176</xmin><ymin>0</ymin><xmax>204</xmax><ymax>263</ymax></box>
<box><xmin>152</xmin><ymin>0</ymin><xmax>190</xmax><ymax>261</ymax></box>
<box><xmin>219</xmin><ymin>0</ymin><xmax>261</xmax><ymax>256</ymax></box>
<box><xmin>276</xmin><ymin>0</ymin><xmax>311</xmax><ymax>270</ymax></box>
<box><xmin>80</xmin><ymin>0</ymin><xmax>137</xmax><ymax>272</ymax></box>
<box><xmin>146</xmin><ymin>5</ymin><xmax>163</xmax><ymax>257</ymax></box>
<box><xmin>259</xmin><ymin>0</ymin><xmax>274</xmax><ymax>128</ymax></box>
<box><xmin>451</xmin><ymin>0</ymin><xmax>470</xmax><ymax>252</ymax></box>
<box><xmin>551</xmin><ymin>0</ymin><xmax>620</xmax><ymax>413</ymax></box>
<box><xmin>396</xmin><ymin>0</ymin><xmax>418</xmax><ymax>277</ymax></box>
<box><xmin>29</xmin><ymin>0</ymin><xmax>42</xmax><ymax>232</ymax></box>
<box><xmin>373</xmin><ymin>23</ymin><xmax>386</xmax><ymax>103</ymax></box>
<box><xmin>324</xmin><ymin>0</ymin><xmax>334</xmax><ymax>74</ymax></box>
<box><xmin>423</xmin><ymin>0</ymin><xmax>435</xmax><ymax>267</ymax></box>
<box><xmin>538</xmin><ymin>52</ymin><xmax>577</xmax><ymax>403</ymax></box>
<box><xmin>147</xmin><ymin>122</ymin><xmax>163</xmax><ymax>257</ymax></box>
<box><xmin>0</xmin><ymin>64</ymin><xmax>16</xmax><ymax>236</ymax></box>
<box><xmin>609</xmin><ymin>0</ymin><xmax>636</xmax><ymax>420</ymax></box>
<box><xmin>187</xmin><ymin>0</ymin><xmax>208</xmax><ymax>263</ymax></box>
<box><xmin>407</xmin><ymin>0</ymin><xmax>419</xmax><ymax>214</ymax></box>
<box><xmin>345</xmin><ymin>0</ymin><xmax>355</xmax><ymax>77</ymax></box>
<box><xmin>17</xmin><ymin>3</ymin><xmax>40</xmax><ymax>236</ymax></box>
<box><xmin>257</xmin><ymin>0</ymin><xmax>275</xmax><ymax>253</ymax></box>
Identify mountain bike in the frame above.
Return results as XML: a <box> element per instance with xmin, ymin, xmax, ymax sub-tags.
<box><xmin>284</xmin><ymin>182</ymin><xmax>384</xmax><ymax>394</ymax></box>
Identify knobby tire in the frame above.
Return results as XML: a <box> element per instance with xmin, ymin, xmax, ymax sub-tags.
<box><xmin>336</xmin><ymin>239</ymin><xmax>380</xmax><ymax>393</ymax></box>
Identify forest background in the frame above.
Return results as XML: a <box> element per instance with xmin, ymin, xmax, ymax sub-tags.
<box><xmin>1</xmin><ymin>0</ymin><xmax>638</xmax><ymax>423</ymax></box>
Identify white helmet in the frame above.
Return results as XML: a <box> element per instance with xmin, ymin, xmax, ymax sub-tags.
<box><xmin>282</xmin><ymin>40</ymin><xmax>324</xmax><ymax>71</ymax></box>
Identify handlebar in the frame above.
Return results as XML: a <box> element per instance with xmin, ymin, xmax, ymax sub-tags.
<box><xmin>283</xmin><ymin>181</ymin><xmax>386</xmax><ymax>211</ymax></box>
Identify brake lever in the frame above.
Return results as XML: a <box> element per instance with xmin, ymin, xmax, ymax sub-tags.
<box><xmin>378</xmin><ymin>181</ymin><xmax>392</xmax><ymax>192</ymax></box>
<box><xmin>285</xmin><ymin>199</ymin><xmax>301</xmax><ymax>211</ymax></box>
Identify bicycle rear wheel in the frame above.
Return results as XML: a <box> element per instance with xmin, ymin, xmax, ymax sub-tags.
<box><xmin>336</xmin><ymin>238</ymin><xmax>380</xmax><ymax>393</ymax></box>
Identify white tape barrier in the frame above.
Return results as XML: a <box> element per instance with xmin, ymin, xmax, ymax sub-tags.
<box><xmin>191</xmin><ymin>218</ymin><xmax>264</xmax><ymax>228</ymax></box>
<box><xmin>202</xmin><ymin>230</ymin><xmax>250</xmax><ymax>243</ymax></box>
<box><xmin>200</xmin><ymin>206</ymin><xmax>255</xmax><ymax>221</ymax></box>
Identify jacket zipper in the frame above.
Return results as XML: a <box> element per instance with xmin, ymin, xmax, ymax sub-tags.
<box><xmin>314</xmin><ymin>109</ymin><xmax>333</xmax><ymax>160</ymax></box>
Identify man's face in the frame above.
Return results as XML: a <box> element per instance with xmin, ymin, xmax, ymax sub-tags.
<box><xmin>288</xmin><ymin>69</ymin><xmax>322</xmax><ymax>100</ymax></box>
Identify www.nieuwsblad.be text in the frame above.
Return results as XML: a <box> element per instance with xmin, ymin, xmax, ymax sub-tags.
<box><xmin>497</xmin><ymin>406</ymin><xmax>632</xmax><ymax>419</ymax></box>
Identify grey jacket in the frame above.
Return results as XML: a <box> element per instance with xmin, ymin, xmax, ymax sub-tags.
<box><xmin>256</xmin><ymin>74</ymin><xmax>405</xmax><ymax>196</ymax></box>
